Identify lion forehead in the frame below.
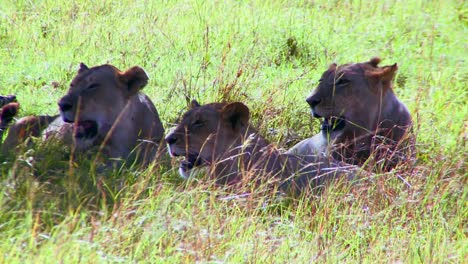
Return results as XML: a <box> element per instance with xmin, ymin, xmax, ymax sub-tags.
<box><xmin>180</xmin><ymin>104</ymin><xmax>223</xmax><ymax>125</ymax></box>
<box><xmin>70</xmin><ymin>65</ymin><xmax>119</xmax><ymax>89</ymax></box>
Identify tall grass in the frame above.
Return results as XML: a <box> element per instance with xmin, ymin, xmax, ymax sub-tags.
<box><xmin>0</xmin><ymin>0</ymin><xmax>466</xmax><ymax>262</ymax></box>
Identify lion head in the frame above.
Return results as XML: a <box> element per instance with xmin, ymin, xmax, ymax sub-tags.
<box><xmin>55</xmin><ymin>63</ymin><xmax>165</xmax><ymax>163</ymax></box>
<box><xmin>59</xmin><ymin>64</ymin><xmax>145</xmax><ymax>149</ymax></box>
<box><xmin>165</xmin><ymin>100</ymin><xmax>255</xmax><ymax>181</ymax></box>
<box><xmin>305</xmin><ymin>57</ymin><xmax>413</xmax><ymax>168</ymax></box>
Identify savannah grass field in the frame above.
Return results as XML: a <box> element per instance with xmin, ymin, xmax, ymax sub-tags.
<box><xmin>0</xmin><ymin>0</ymin><xmax>466</xmax><ymax>263</ymax></box>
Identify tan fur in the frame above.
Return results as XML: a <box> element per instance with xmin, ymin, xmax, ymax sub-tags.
<box><xmin>165</xmin><ymin>101</ymin><xmax>358</xmax><ymax>194</ymax></box>
<box><xmin>2</xmin><ymin>64</ymin><xmax>165</xmax><ymax>166</ymax></box>
<box><xmin>292</xmin><ymin>57</ymin><xmax>414</xmax><ymax>170</ymax></box>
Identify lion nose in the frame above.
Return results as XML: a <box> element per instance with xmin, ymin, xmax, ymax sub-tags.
<box><xmin>165</xmin><ymin>133</ymin><xmax>178</xmax><ymax>145</ymax></box>
<box><xmin>58</xmin><ymin>97</ymin><xmax>73</xmax><ymax>112</ymax></box>
<box><xmin>306</xmin><ymin>97</ymin><xmax>320</xmax><ymax>108</ymax></box>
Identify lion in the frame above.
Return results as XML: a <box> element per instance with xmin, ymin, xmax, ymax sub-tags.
<box><xmin>0</xmin><ymin>101</ymin><xmax>20</xmax><ymax>149</ymax></box>
<box><xmin>0</xmin><ymin>95</ymin><xmax>18</xmax><ymax>137</ymax></box>
<box><xmin>289</xmin><ymin>57</ymin><xmax>414</xmax><ymax>170</ymax></box>
<box><xmin>1</xmin><ymin>95</ymin><xmax>58</xmax><ymax>148</ymax></box>
<box><xmin>165</xmin><ymin>100</ymin><xmax>358</xmax><ymax>193</ymax></box>
<box><xmin>0</xmin><ymin>96</ymin><xmax>58</xmax><ymax>155</ymax></box>
<box><xmin>1</xmin><ymin>63</ymin><xmax>165</xmax><ymax>167</ymax></box>
<box><xmin>1</xmin><ymin>113</ymin><xmax>57</xmax><ymax>157</ymax></box>
<box><xmin>0</xmin><ymin>95</ymin><xmax>16</xmax><ymax>108</ymax></box>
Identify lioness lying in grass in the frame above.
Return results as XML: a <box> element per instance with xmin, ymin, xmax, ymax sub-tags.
<box><xmin>290</xmin><ymin>57</ymin><xmax>415</xmax><ymax>171</ymax></box>
<box><xmin>1</xmin><ymin>63</ymin><xmax>165</xmax><ymax>167</ymax></box>
<box><xmin>165</xmin><ymin>100</ymin><xmax>359</xmax><ymax>193</ymax></box>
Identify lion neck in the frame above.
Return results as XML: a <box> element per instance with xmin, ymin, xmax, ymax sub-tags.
<box><xmin>210</xmin><ymin>125</ymin><xmax>277</xmax><ymax>185</ymax></box>
<box><xmin>210</xmin><ymin>126</ymin><xmax>350</xmax><ymax>193</ymax></box>
<box><xmin>332</xmin><ymin>89</ymin><xmax>413</xmax><ymax>167</ymax></box>
<box><xmin>376</xmin><ymin>90</ymin><xmax>412</xmax><ymax>141</ymax></box>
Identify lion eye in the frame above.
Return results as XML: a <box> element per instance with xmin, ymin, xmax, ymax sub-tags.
<box><xmin>192</xmin><ymin>120</ymin><xmax>204</xmax><ymax>127</ymax></box>
<box><xmin>86</xmin><ymin>83</ymin><xmax>99</xmax><ymax>90</ymax></box>
<box><xmin>335</xmin><ymin>78</ymin><xmax>349</xmax><ymax>86</ymax></box>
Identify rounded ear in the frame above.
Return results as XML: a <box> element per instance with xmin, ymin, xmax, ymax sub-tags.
<box><xmin>0</xmin><ymin>102</ymin><xmax>19</xmax><ymax>127</ymax></box>
<box><xmin>328</xmin><ymin>63</ymin><xmax>337</xmax><ymax>71</ymax></box>
<box><xmin>221</xmin><ymin>102</ymin><xmax>250</xmax><ymax>131</ymax></box>
<box><xmin>0</xmin><ymin>95</ymin><xmax>16</xmax><ymax>108</ymax></box>
<box><xmin>365</xmin><ymin>63</ymin><xmax>398</xmax><ymax>91</ymax></box>
<box><xmin>190</xmin><ymin>100</ymin><xmax>201</xmax><ymax>109</ymax></box>
<box><xmin>78</xmin><ymin>63</ymin><xmax>89</xmax><ymax>74</ymax></box>
<box><xmin>119</xmin><ymin>66</ymin><xmax>149</xmax><ymax>96</ymax></box>
<box><xmin>368</xmin><ymin>57</ymin><xmax>381</xmax><ymax>67</ymax></box>
<box><xmin>381</xmin><ymin>63</ymin><xmax>398</xmax><ymax>82</ymax></box>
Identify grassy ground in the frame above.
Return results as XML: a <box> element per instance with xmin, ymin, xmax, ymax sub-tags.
<box><xmin>0</xmin><ymin>0</ymin><xmax>466</xmax><ymax>263</ymax></box>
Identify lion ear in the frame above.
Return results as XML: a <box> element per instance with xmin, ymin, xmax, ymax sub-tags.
<box><xmin>366</xmin><ymin>63</ymin><xmax>398</xmax><ymax>91</ymax></box>
<box><xmin>120</xmin><ymin>66</ymin><xmax>149</xmax><ymax>96</ymax></box>
<box><xmin>381</xmin><ymin>63</ymin><xmax>398</xmax><ymax>82</ymax></box>
<box><xmin>78</xmin><ymin>63</ymin><xmax>89</xmax><ymax>74</ymax></box>
<box><xmin>190</xmin><ymin>100</ymin><xmax>201</xmax><ymax>108</ymax></box>
<box><xmin>221</xmin><ymin>102</ymin><xmax>250</xmax><ymax>131</ymax></box>
<box><xmin>0</xmin><ymin>102</ymin><xmax>19</xmax><ymax>127</ymax></box>
<box><xmin>368</xmin><ymin>57</ymin><xmax>381</xmax><ymax>67</ymax></box>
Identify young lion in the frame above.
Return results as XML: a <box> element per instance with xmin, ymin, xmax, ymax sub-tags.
<box><xmin>289</xmin><ymin>57</ymin><xmax>414</xmax><ymax>170</ymax></box>
<box><xmin>165</xmin><ymin>101</ymin><xmax>358</xmax><ymax>193</ymax></box>
<box><xmin>2</xmin><ymin>63</ymin><xmax>165</xmax><ymax>167</ymax></box>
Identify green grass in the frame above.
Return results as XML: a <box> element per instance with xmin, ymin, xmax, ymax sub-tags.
<box><xmin>0</xmin><ymin>0</ymin><xmax>466</xmax><ymax>263</ymax></box>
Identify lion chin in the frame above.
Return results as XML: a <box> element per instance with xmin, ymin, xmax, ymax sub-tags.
<box><xmin>178</xmin><ymin>166</ymin><xmax>207</xmax><ymax>179</ymax></box>
<box><xmin>172</xmin><ymin>152</ymin><xmax>208</xmax><ymax>179</ymax></box>
<box><xmin>73</xmin><ymin>136</ymin><xmax>96</xmax><ymax>152</ymax></box>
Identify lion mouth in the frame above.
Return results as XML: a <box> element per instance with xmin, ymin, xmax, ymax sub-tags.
<box><xmin>73</xmin><ymin>120</ymin><xmax>98</xmax><ymax>139</ymax></box>
<box><xmin>179</xmin><ymin>154</ymin><xmax>206</xmax><ymax>170</ymax></box>
<box><xmin>321</xmin><ymin>117</ymin><xmax>346</xmax><ymax>132</ymax></box>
